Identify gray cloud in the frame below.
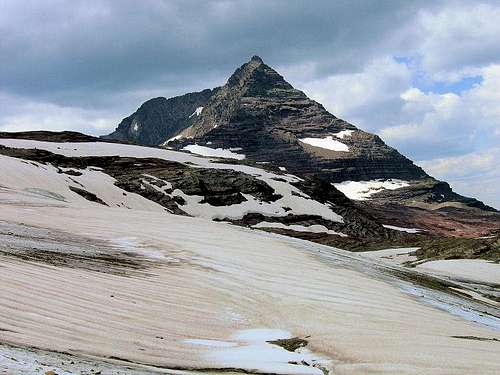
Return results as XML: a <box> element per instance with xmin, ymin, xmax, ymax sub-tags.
<box><xmin>1</xmin><ymin>0</ymin><xmax>499</xmax><ymax>207</ymax></box>
<box><xmin>0</xmin><ymin>1</ymin><xmax>431</xmax><ymax>105</ymax></box>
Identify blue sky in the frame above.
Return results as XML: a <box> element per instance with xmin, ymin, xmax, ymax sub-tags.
<box><xmin>1</xmin><ymin>0</ymin><xmax>499</xmax><ymax>208</ymax></box>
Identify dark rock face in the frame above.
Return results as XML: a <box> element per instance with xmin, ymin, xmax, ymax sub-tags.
<box><xmin>174</xmin><ymin>56</ymin><xmax>427</xmax><ymax>183</ymax></box>
<box><xmin>0</xmin><ymin>131</ymin><xmax>100</xmax><ymax>143</ymax></box>
<box><xmin>69</xmin><ymin>186</ymin><xmax>108</xmax><ymax>206</ymax></box>
<box><xmin>0</xmin><ymin>145</ymin><xmax>281</xmax><ymax>216</ymax></box>
<box><xmin>103</xmin><ymin>89</ymin><xmax>217</xmax><ymax>145</ymax></box>
<box><xmin>106</xmin><ymin>57</ymin><xmax>496</xmax><ymax>213</ymax></box>
<box><xmin>107</xmin><ymin>56</ymin><xmax>427</xmax><ymax>182</ymax></box>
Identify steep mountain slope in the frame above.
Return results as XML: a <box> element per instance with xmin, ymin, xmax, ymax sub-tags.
<box><xmin>105</xmin><ymin>56</ymin><xmax>498</xmax><ymax>238</ymax></box>
<box><xmin>103</xmin><ymin>88</ymin><xmax>217</xmax><ymax>145</ymax></box>
<box><xmin>177</xmin><ymin>56</ymin><xmax>427</xmax><ymax>183</ymax></box>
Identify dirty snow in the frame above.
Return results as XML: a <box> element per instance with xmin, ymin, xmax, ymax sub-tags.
<box><xmin>1</xmin><ymin>174</ymin><xmax>500</xmax><ymax>374</ymax></box>
<box><xmin>417</xmin><ymin>259</ymin><xmax>500</xmax><ymax>285</ymax></box>
<box><xmin>332</xmin><ymin>130</ymin><xmax>355</xmax><ymax>139</ymax></box>
<box><xmin>204</xmin><ymin>329</ymin><xmax>327</xmax><ymax>375</ymax></box>
<box><xmin>299</xmin><ymin>136</ymin><xmax>349</xmax><ymax>151</ymax></box>
<box><xmin>333</xmin><ymin>179</ymin><xmax>410</xmax><ymax>200</ymax></box>
<box><xmin>163</xmin><ymin>134</ymin><xmax>184</xmax><ymax>144</ymax></box>
<box><xmin>182</xmin><ymin>144</ymin><xmax>246</xmax><ymax>160</ymax></box>
<box><xmin>359</xmin><ymin>247</ymin><xmax>419</xmax><ymax>265</ymax></box>
<box><xmin>0</xmin><ymin>154</ymin><xmax>166</xmax><ymax>211</ymax></box>
<box><xmin>253</xmin><ymin>222</ymin><xmax>347</xmax><ymax>236</ymax></box>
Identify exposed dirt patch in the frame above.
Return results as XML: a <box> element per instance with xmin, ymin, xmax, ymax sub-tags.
<box><xmin>0</xmin><ymin>221</ymin><xmax>157</xmax><ymax>276</ymax></box>
<box><xmin>451</xmin><ymin>335</ymin><xmax>500</xmax><ymax>342</ymax></box>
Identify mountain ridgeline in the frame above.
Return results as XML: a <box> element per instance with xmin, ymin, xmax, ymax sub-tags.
<box><xmin>104</xmin><ymin>56</ymin><xmax>496</xmax><ymax>217</ymax></box>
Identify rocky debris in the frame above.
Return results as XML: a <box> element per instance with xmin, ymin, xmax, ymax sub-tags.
<box><xmin>451</xmin><ymin>336</ymin><xmax>500</xmax><ymax>342</ymax></box>
<box><xmin>69</xmin><ymin>186</ymin><xmax>108</xmax><ymax>206</ymax></box>
<box><xmin>58</xmin><ymin>168</ymin><xmax>83</xmax><ymax>176</ymax></box>
<box><xmin>0</xmin><ymin>130</ymin><xmax>100</xmax><ymax>143</ymax></box>
<box><xmin>0</xmin><ymin>145</ymin><xmax>289</xmax><ymax>217</ymax></box>
<box><xmin>103</xmin><ymin>89</ymin><xmax>217</xmax><ymax>145</ymax></box>
<box><xmin>267</xmin><ymin>337</ymin><xmax>308</xmax><ymax>352</ymax></box>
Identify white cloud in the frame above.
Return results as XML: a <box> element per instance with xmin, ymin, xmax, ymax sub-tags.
<box><xmin>291</xmin><ymin>54</ymin><xmax>500</xmax><ymax>208</ymax></box>
<box><xmin>0</xmin><ymin>92</ymin><xmax>118</xmax><ymax>135</ymax></box>
<box><xmin>294</xmin><ymin>57</ymin><xmax>412</xmax><ymax>133</ymax></box>
<box><xmin>418</xmin><ymin>148</ymin><xmax>500</xmax><ymax>209</ymax></box>
<box><xmin>416</xmin><ymin>3</ymin><xmax>500</xmax><ymax>81</ymax></box>
<box><xmin>380</xmin><ymin>65</ymin><xmax>500</xmax><ymax>157</ymax></box>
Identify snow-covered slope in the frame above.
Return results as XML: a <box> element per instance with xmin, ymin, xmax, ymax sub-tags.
<box><xmin>0</xmin><ymin>139</ymin><xmax>343</xmax><ymax>223</ymax></box>
<box><xmin>0</xmin><ymin>137</ymin><xmax>500</xmax><ymax>374</ymax></box>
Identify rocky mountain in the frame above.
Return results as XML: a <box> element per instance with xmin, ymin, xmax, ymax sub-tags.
<box><xmin>103</xmin><ymin>89</ymin><xmax>217</xmax><ymax>145</ymax></box>
<box><xmin>105</xmin><ymin>56</ymin><xmax>498</xmax><ymax>238</ymax></box>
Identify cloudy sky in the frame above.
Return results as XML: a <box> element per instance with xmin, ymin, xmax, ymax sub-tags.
<box><xmin>1</xmin><ymin>0</ymin><xmax>500</xmax><ymax>208</ymax></box>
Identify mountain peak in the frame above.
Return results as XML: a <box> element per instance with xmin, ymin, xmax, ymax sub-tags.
<box><xmin>226</xmin><ymin>56</ymin><xmax>294</xmax><ymax>95</ymax></box>
<box><xmin>250</xmin><ymin>55</ymin><xmax>264</xmax><ymax>64</ymax></box>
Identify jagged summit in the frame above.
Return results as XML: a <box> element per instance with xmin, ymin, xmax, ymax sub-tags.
<box><xmin>103</xmin><ymin>56</ymin><xmax>496</xmax><ymax>220</ymax></box>
<box><xmin>250</xmin><ymin>55</ymin><xmax>264</xmax><ymax>63</ymax></box>
<box><xmin>226</xmin><ymin>55</ymin><xmax>297</xmax><ymax>96</ymax></box>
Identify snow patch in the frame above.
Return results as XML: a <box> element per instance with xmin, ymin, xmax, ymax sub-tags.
<box><xmin>253</xmin><ymin>222</ymin><xmax>347</xmax><ymax>236</ymax></box>
<box><xmin>332</xmin><ymin>130</ymin><xmax>354</xmax><ymax>139</ymax></box>
<box><xmin>359</xmin><ymin>247</ymin><xmax>419</xmax><ymax>265</ymax></box>
<box><xmin>202</xmin><ymin>329</ymin><xmax>328</xmax><ymax>375</ymax></box>
<box><xmin>333</xmin><ymin>179</ymin><xmax>410</xmax><ymax>200</ymax></box>
<box><xmin>182</xmin><ymin>144</ymin><xmax>246</xmax><ymax>160</ymax></box>
<box><xmin>163</xmin><ymin>134</ymin><xmax>184</xmax><ymax>144</ymax></box>
<box><xmin>383</xmin><ymin>224</ymin><xmax>422</xmax><ymax>233</ymax></box>
<box><xmin>189</xmin><ymin>106</ymin><xmax>204</xmax><ymax>118</ymax></box>
<box><xmin>299</xmin><ymin>136</ymin><xmax>349</xmax><ymax>152</ymax></box>
<box><xmin>417</xmin><ymin>259</ymin><xmax>500</xmax><ymax>285</ymax></box>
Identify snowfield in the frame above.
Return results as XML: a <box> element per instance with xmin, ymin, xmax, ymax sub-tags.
<box><xmin>253</xmin><ymin>221</ymin><xmax>347</xmax><ymax>236</ymax></box>
<box><xmin>0</xmin><ymin>139</ymin><xmax>499</xmax><ymax>374</ymax></box>
<box><xmin>182</xmin><ymin>144</ymin><xmax>246</xmax><ymax>159</ymax></box>
<box><xmin>299</xmin><ymin>136</ymin><xmax>349</xmax><ymax>151</ymax></box>
<box><xmin>417</xmin><ymin>259</ymin><xmax>500</xmax><ymax>285</ymax></box>
<box><xmin>333</xmin><ymin>179</ymin><xmax>410</xmax><ymax>200</ymax></box>
<box><xmin>189</xmin><ymin>106</ymin><xmax>204</xmax><ymax>118</ymax></box>
<box><xmin>0</xmin><ymin>139</ymin><xmax>343</xmax><ymax>222</ymax></box>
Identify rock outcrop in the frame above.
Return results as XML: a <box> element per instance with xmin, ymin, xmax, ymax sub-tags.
<box><xmin>103</xmin><ymin>89</ymin><xmax>217</xmax><ymax>145</ymax></box>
